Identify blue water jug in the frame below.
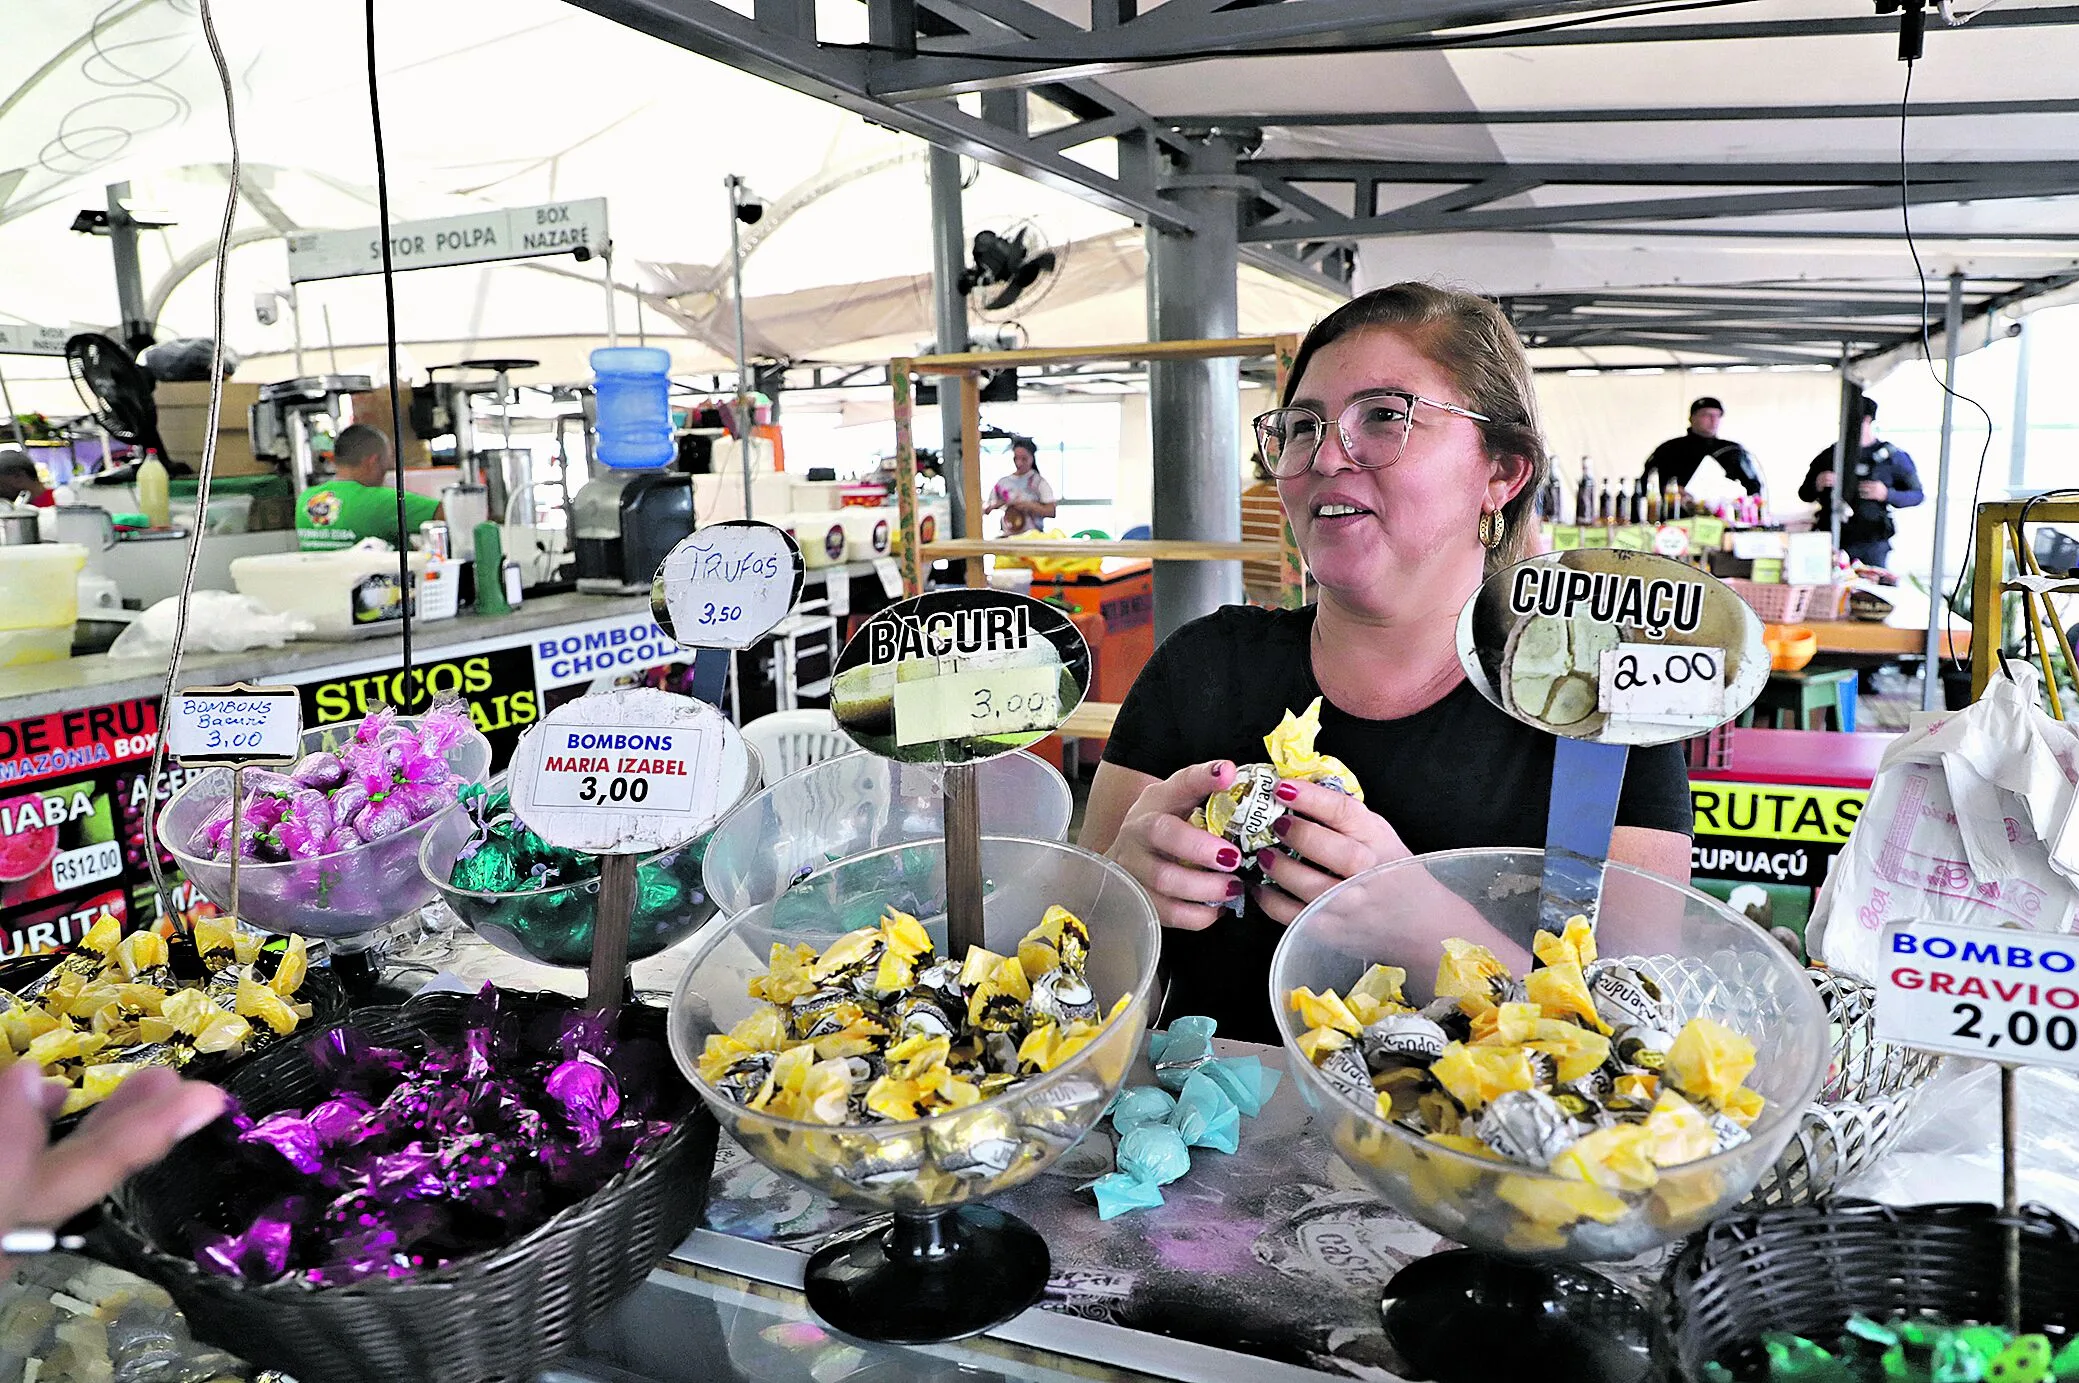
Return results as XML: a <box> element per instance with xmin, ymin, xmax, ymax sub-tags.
<box><xmin>590</xmin><ymin>346</ymin><xmax>675</xmax><ymax>469</ymax></box>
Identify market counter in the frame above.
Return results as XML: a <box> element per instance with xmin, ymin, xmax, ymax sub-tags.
<box><xmin>0</xmin><ymin>593</ymin><xmax>705</xmax><ymax>954</ymax></box>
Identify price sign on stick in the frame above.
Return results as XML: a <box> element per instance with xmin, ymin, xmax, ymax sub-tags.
<box><xmin>1875</xmin><ymin>918</ymin><xmax>2077</xmax><ymax>1332</ymax></box>
<box><xmin>165</xmin><ymin>682</ymin><xmax>302</xmax><ymax>928</ymax></box>
<box><xmin>508</xmin><ymin>687</ymin><xmax>750</xmax><ymax>1012</ymax></box>
<box><xmin>651</xmin><ymin>520</ymin><xmax>804</xmax><ymax>652</ymax></box>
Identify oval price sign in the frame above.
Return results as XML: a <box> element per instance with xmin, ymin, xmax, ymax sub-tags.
<box><xmin>831</xmin><ymin>589</ymin><xmax>1090</xmax><ymax>765</ymax></box>
<box><xmin>652</xmin><ymin>520</ymin><xmax>805</xmax><ymax>652</ymax></box>
<box><xmin>1456</xmin><ymin>550</ymin><xmax>1767</xmax><ymax>747</ymax></box>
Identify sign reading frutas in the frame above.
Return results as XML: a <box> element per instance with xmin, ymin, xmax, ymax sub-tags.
<box><xmin>832</xmin><ymin>589</ymin><xmax>1090</xmax><ymax>764</ymax></box>
<box><xmin>651</xmin><ymin>521</ymin><xmax>804</xmax><ymax>652</ymax></box>
<box><xmin>1876</xmin><ymin>920</ymin><xmax>2079</xmax><ymax>1072</ymax></box>
<box><xmin>286</xmin><ymin>199</ymin><xmax>608</xmax><ymax>283</ymax></box>
<box><xmin>1456</xmin><ymin>550</ymin><xmax>1766</xmax><ymax>747</ymax></box>
<box><xmin>506</xmin><ymin>687</ymin><xmax>747</xmax><ymax>854</ymax></box>
<box><xmin>165</xmin><ymin>684</ymin><xmax>303</xmax><ymax>767</ymax></box>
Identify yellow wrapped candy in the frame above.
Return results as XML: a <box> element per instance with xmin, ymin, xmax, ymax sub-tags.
<box><xmin>748</xmin><ymin>943</ymin><xmax>820</xmax><ymax>1004</ymax></box>
<box><xmin>965</xmin><ymin>955</ymin><xmax>1031</xmax><ymax>1032</ymax></box>
<box><xmin>1289</xmin><ymin>986</ymin><xmax>1364</xmax><ymax>1037</ymax></box>
<box><xmin>1525</xmin><ymin>961</ymin><xmax>1610</xmax><ymax>1035</ymax></box>
<box><xmin>1017</xmin><ymin>905</ymin><xmax>1092</xmax><ymax>978</ymax></box>
<box><xmin>234</xmin><ymin>976</ymin><xmax>299</xmax><ymax>1036</ymax></box>
<box><xmin>1613</xmin><ymin>1071</ymin><xmax>1659</xmax><ymax>1103</ymax></box>
<box><xmin>1497</xmin><ymin>1172</ymin><xmax>1628</xmax><ymax>1231</ymax></box>
<box><xmin>1471</xmin><ymin>1001</ymin><xmax>1542</xmax><ymax>1047</ymax></box>
<box><xmin>160</xmin><ymin>988</ymin><xmax>217</xmax><ymax>1038</ymax></box>
<box><xmin>1526</xmin><ymin>1022</ymin><xmax>1612</xmax><ymax>1086</ymax></box>
<box><xmin>79</xmin><ymin>913</ymin><xmax>122</xmax><ymax>954</ymax></box>
<box><xmin>812</xmin><ymin>1018</ymin><xmax>888</xmax><ymax>1062</ymax></box>
<box><xmin>1665</xmin><ymin>1017</ymin><xmax>1756</xmax><ymax>1108</ymax></box>
<box><xmin>1018</xmin><ymin>1017</ymin><xmax>1105</xmax><ymax>1073</ymax></box>
<box><xmin>191</xmin><ymin>1009</ymin><xmax>254</xmax><ymax>1055</ymax></box>
<box><xmin>1532</xmin><ymin>915</ymin><xmax>1598</xmax><ymax>972</ymax></box>
<box><xmin>1551</xmin><ymin>1123</ymin><xmax>1660</xmax><ymax>1193</ymax></box>
<box><xmin>194</xmin><ymin>914</ymin><xmax>236</xmax><ymax>960</ymax></box>
<box><xmin>270</xmin><ymin>935</ymin><xmax>310</xmax><ymax>997</ymax></box>
<box><xmin>810</xmin><ymin>928</ymin><xmax>881</xmax><ymax>981</ymax></box>
<box><xmin>1431</xmin><ymin>1041</ymin><xmax>1534</xmax><ymax>1111</ymax></box>
<box><xmin>26</xmin><ymin>1027</ymin><xmax>83</xmax><ymax>1067</ymax></box>
<box><xmin>1720</xmin><ymin>1084</ymin><xmax>1765</xmax><ymax>1128</ymax></box>
<box><xmin>113</xmin><ymin>930</ymin><xmax>169</xmax><ymax>981</ymax></box>
<box><xmin>1644</xmin><ymin>1090</ymin><xmax>1717</xmax><ymax>1166</ymax></box>
<box><xmin>232</xmin><ymin>927</ymin><xmax>263</xmax><ymax>967</ymax></box>
<box><xmin>1437</xmin><ymin>939</ymin><xmax>1508</xmax><ymax>1002</ymax></box>
<box><xmin>1263</xmin><ymin>698</ymin><xmax>1365</xmax><ymax>801</ymax></box>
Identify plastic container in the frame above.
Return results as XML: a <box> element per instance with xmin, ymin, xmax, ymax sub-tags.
<box><xmin>157</xmin><ymin>717</ymin><xmax>493</xmax><ymax>939</ymax></box>
<box><xmin>836</xmin><ymin>507</ymin><xmax>893</xmax><ymax>558</ymax></box>
<box><xmin>1271</xmin><ymin>848</ymin><xmax>1829</xmax><ymax>1263</ymax></box>
<box><xmin>779</xmin><ymin>512</ymin><xmax>848</xmax><ymax>569</ymax></box>
<box><xmin>0</xmin><ymin>544</ymin><xmax>86</xmax><ymax>629</ymax></box>
<box><xmin>700</xmin><ymin>749</ymin><xmax>1074</xmax><ymax>918</ymax></box>
<box><xmin>0</xmin><ymin>628</ymin><xmax>74</xmax><ymax>666</ymax></box>
<box><xmin>1763</xmin><ymin>623</ymin><xmax>1817</xmax><ymax>671</ymax></box>
<box><xmin>591</xmin><ymin>346</ymin><xmax>675</xmax><ymax>470</ymax></box>
<box><xmin>230</xmin><ymin>549</ymin><xmax>430</xmax><ymax>640</ymax></box>
<box><xmin>418</xmin><ymin>751</ymin><xmax>763</xmax><ymax>969</ymax></box>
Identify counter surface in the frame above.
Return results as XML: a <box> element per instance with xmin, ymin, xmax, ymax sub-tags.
<box><xmin>0</xmin><ymin>593</ymin><xmax>652</xmax><ymax>721</ymax></box>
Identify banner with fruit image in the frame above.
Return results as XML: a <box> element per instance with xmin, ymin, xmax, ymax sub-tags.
<box><xmin>0</xmin><ymin>775</ymin><xmax>122</xmax><ymax>912</ymax></box>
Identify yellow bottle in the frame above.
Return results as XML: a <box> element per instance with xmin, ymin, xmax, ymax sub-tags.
<box><xmin>136</xmin><ymin>455</ymin><xmax>170</xmax><ymax>529</ymax></box>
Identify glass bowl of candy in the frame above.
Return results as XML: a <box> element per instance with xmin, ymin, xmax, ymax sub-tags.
<box><xmin>700</xmin><ymin>749</ymin><xmax>1073</xmax><ymax>917</ymax></box>
<box><xmin>418</xmin><ymin>749</ymin><xmax>763</xmax><ymax>969</ymax></box>
<box><xmin>666</xmin><ymin>836</ymin><xmax>1160</xmax><ymax>1344</ymax></box>
<box><xmin>1273</xmin><ymin>849</ymin><xmax>1828</xmax><ymax>1264</ymax></box>
<box><xmin>159</xmin><ymin>708</ymin><xmax>493</xmax><ymax>940</ymax></box>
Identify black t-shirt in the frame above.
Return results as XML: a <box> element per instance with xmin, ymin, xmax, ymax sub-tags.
<box><xmin>1645</xmin><ymin>433</ymin><xmax>1763</xmax><ymax>494</ymax></box>
<box><xmin>1101</xmin><ymin>604</ymin><xmax>1695</xmax><ymax>1044</ymax></box>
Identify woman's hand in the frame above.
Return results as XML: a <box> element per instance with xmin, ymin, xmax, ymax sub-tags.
<box><xmin>1252</xmin><ymin>778</ymin><xmax>1411</xmax><ymax>924</ymax></box>
<box><xmin>1105</xmin><ymin>760</ymin><xmax>1247</xmax><ymax>932</ymax></box>
<box><xmin>0</xmin><ymin>1061</ymin><xmax>225</xmax><ymax>1265</ymax></box>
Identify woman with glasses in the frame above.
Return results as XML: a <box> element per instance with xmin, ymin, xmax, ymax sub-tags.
<box><xmin>1079</xmin><ymin>283</ymin><xmax>1694</xmax><ymax>1041</ymax></box>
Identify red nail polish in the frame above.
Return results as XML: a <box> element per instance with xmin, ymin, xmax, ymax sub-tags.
<box><xmin>1216</xmin><ymin>847</ymin><xmax>1240</xmax><ymax>870</ymax></box>
<box><xmin>1227</xmin><ymin>877</ymin><xmax>1245</xmax><ymax>898</ymax></box>
<box><xmin>1275</xmin><ymin>781</ymin><xmax>1300</xmax><ymax>802</ymax></box>
<box><xmin>1271</xmin><ymin>813</ymin><xmax>1294</xmax><ymax>837</ymax></box>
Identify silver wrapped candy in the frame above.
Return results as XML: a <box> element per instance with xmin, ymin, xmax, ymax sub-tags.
<box><xmin>891</xmin><ymin>992</ymin><xmax>956</xmax><ymax>1040</ymax></box>
<box><xmin>1029</xmin><ymin>968</ymin><xmax>1100</xmax><ymax>1026</ymax></box>
<box><xmin>1317</xmin><ymin>1043</ymin><xmax>1375</xmax><ymax>1111</ymax></box>
<box><xmin>1586</xmin><ymin>959</ymin><xmax>1676</xmax><ymax>1032</ymax></box>
<box><xmin>1359</xmin><ymin>1013</ymin><xmax>1449</xmax><ymax>1068</ymax></box>
<box><xmin>929</xmin><ymin>1110</ymin><xmax>1022</xmax><ymax>1178</ymax></box>
<box><xmin>1474</xmin><ymin>1089</ymin><xmax>1575</xmax><ymax>1167</ymax></box>
<box><xmin>789</xmin><ymin>986</ymin><xmax>858</xmax><ymax>1038</ymax></box>
<box><xmin>1706</xmin><ymin>1110</ymin><xmax>1753</xmax><ymax>1153</ymax></box>
<box><xmin>1612</xmin><ymin>1025</ymin><xmax>1675</xmax><ymax>1072</ymax></box>
<box><xmin>713</xmin><ymin>1052</ymin><xmax>775</xmax><ymax>1104</ymax></box>
<box><xmin>838</xmin><ymin>1134</ymin><xmax>928</xmax><ymax>1189</ymax></box>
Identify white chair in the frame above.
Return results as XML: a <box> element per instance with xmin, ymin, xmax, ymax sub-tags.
<box><xmin>740</xmin><ymin>708</ymin><xmax>851</xmax><ymax>785</ymax></box>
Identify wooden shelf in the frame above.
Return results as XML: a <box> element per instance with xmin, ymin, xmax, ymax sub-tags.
<box><xmin>1806</xmin><ymin>617</ymin><xmax>1970</xmax><ymax>657</ymax></box>
<box><xmin>1059</xmin><ymin>700</ymin><xmax>1121</xmax><ymax>739</ymax></box>
<box><xmin>921</xmin><ymin>539</ymin><xmax>1280</xmax><ymax>562</ymax></box>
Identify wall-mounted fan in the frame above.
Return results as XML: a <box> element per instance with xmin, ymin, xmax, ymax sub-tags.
<box><xmin>957</xmin><ymin>223</ymin><xmax>1062</xmax><ymax>319</ymax></box>
<box><xmin>67</xmin><ymin>333</ymin><xmax>171</xmax><ymax>467</ymax></box>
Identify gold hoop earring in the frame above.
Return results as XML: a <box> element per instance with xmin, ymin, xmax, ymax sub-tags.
<box><xmin>1478</xmin><ymin>509</ymin><xmax>1506</xmax><ymax>549</ymax></box>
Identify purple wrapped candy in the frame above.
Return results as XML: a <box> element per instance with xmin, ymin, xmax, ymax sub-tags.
<box><xmin>351</xmin><ymin>795</ymin><xmax>418</xmax><ymax>843</ymax></box>
<box><xmin>289</xmin><ymin>787</ymin><xmax>337</xmax><ymax>840</ymax></box>
<box><xmin>545</xmin><ymin>1053</ymin><xmax>620</xmax><ymax>1152</ymax></box>
<box><xmin>240</xmin><ymin>1112</ymin><xmax>328</xmax><ymax>1173</ymax></box>
<box><xmin>241</xmin><ymin>768</ymin><xmax>299</xmax><ymax>799</ymax></box>
<box><xmin>196</xmin><ymin>1213</ymin><xmax>296</xmax><ymax>1281</ymax></box>
<box><xmin>292</xmin><ymin>749</ymin><xmax>348</xmax><ymax>789</ymax></box>
<box><xmin>353</xmin><ymin>705</ymin><xmax>397</xmax><ymax>746</ymax></box>
<box><xmin>307</xmin><ymin>1093</ymin><xmax>376</xmax><ymax>1148</ymax></box>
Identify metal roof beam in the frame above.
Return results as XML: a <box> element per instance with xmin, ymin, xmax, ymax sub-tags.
<box><xmin>1169</xmin><ymin>98</ymin><xmax>2079</xmax><ymax>127</ymax></box>
<box><xmin>1244</xmin><ymin>158</ymin><xmax>2079</xmax><ymax>186</ymax></box>
<box><xmin>1480</xmin><ymin>3</ymin><xmax>2079</xmax><ymax>45</ymax></box>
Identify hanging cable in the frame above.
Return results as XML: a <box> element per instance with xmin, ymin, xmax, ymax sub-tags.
<box><xmin>366</xmin><ymin>0</ymin><xmax>416</xmax><ymax>701</ymax></box>
<box><xmin>142</xmin><ymin>0</ymin><xmax>239</xmax><ymax>930</ymax></box>
<box><xmin>1897</xmin><ymin>59</ymin><xmax>1998</xmax><ymax>675</ymax></box>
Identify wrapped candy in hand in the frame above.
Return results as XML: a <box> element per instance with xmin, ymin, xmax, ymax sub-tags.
<box><xmin>1191</xmin><ymin>698</ymin><xmax>1365</xmax><ymax>911</ymax></box>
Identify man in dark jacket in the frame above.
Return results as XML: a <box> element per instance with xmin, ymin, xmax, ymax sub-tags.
<box><xmin>1799</xmin><ymin>397</ymin><xmax>1924</xmax><ymax>568</ymax></box>
<box><xmin>1646</xmin><ymin>396</ymin><xmax>1763</xmax><ymax>494</ymax></box>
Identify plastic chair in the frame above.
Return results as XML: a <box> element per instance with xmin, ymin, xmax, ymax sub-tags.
<box><xmin>740</xmin><ymin>709</ymin><xmax>851</xmax><ymax>785</ymax></box>
<box><xmin>1121</xmin><ymin>524</ymin><xmax>1151</xmax><ymax>540</ymax></box>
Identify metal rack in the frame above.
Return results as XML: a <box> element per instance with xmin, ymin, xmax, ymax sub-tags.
<box><xmin>887</xmin><ymin>336</ymin><xmax>1306</xmax><ymax>606</ymax></box>
<box><xmin>1970</xmin><ymin>498</ymin><xmax>2079</xmax><ymax>705</ymax></box>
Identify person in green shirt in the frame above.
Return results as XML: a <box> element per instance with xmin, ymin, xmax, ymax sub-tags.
<box><xmin>296</xmin><ymin>424</ymin><xmax>441</xmax><ymax>551</ymax></box>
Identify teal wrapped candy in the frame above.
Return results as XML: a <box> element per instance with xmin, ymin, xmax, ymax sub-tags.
<box><xmin>1108</xmin><ymin>1087</ymin><xmax>1175</xmax><ymax>1135</ymax></box>
<box><xmin>1171</xmin><ymin>1071</ymin><xmax>1241</xmax><ymax>1154</ymax></box>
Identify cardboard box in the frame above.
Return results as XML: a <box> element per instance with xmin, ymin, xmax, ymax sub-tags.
<box><xmin>347</xmin><ymin>388</ymin><xmax>432</xmax><ymax>469</ymax></box>
<box><xmin>153</xmin><ymin>380</ymin><xmax>271</xmax><ymax>476</ymax></box>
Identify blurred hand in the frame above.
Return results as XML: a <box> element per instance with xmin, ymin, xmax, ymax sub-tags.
<box><xmin>1815</xmin><ymin>469</ymin><xmax>1836</xmax><ymax>489</ymax></box>
<box><xmin>1252</xmin><ymin>779</ymin><xmax>1412</xmax><ymax>925</ymax></box>
<box><xmin>1107</xmin><ymin>760</ymin><xmax>1247</xmax><ymax>932</ymax></box>
<box><xmin>0</xmin><ymin>1062</ymin><xmax>225</xmax><ymax>1267</ymax></box>
<box><xmin>1858</xmin><ymin>480</ymin><xmax>1888</xmax><ymax>501</ymax></box>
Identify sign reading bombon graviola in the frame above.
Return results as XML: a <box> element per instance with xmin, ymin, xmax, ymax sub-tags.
<box><xmin>1456</xmin><ymin>550</ymin><xmax>1767</xmax><ymax>746</ymax></box>
<box><xmin>832</xmin><ymin>589</ymin><xmax>1090</xmax><ymax>764</ymax></box>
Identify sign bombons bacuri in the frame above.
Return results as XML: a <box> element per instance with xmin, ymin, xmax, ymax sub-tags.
<box><xmin>165</xmin><ymin>682</ymin><xmax>305</xmax><ymax>925</ymax></box>
<box><xmin>506</xmin><ymin>521</ymin><xmax>796</xmax><ymax>1011</ymax></box>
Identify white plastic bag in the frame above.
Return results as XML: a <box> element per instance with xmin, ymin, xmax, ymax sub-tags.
<box><xmin>1810</xmin><ymin>661</ymin><xmax>2079</xmax><ymax>981</ymax></box>
<box><xmin>106</xmin><ymin>591</ymin><xmax>314</xmax><ymax>661</ymax></box>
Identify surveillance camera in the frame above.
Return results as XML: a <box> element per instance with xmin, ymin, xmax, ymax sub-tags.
<box><xmin>254</xmin><ymin>291</ymin><xmax>280</xmax><ymax>326</ymax></box>
<box><xmin>2008</xmin><ymin>320</ymin><xmax>2025</xmax><ymax>338</ymax></box>
<box><xmin>571</xmin><ymin>244</ymin><xmax>593</xmax><ymax>262</ymax></box>
<box><xmin>734</xmin><ymin>198</ymin><xmax>765</xmax><ymax>226</ymax></box>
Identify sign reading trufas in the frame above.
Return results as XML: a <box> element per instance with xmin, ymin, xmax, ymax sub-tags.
<box><xmin>286</xmin><ymin>198</ymin><xmax>609</xmax><ymax>283</ymax></box>
<box><xmin>1876</xmin><ymin>919</ymin><xmax>2079</xmax><ymax>1073</ymax></box>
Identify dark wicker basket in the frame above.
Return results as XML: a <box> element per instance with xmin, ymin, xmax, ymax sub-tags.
<box><xmin>0</xmin><ymin>949</ymin><xmax>350</xmax><ymax>1135</ymax></box>
<box><xmin>1658</xmin><ymin>1199</ymin><xmax>2079</xmax><ymax>1381</ymax></box>
<box><xmin>98</xmin><ymin>989</ymin><xmax>718</xmax><ymax>1383</ymax></box>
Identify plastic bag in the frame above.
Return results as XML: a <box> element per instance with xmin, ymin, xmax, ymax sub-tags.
<box><xmin>107</xmin><ymin>591</ymin><xmax>313</xmax><ymax>661</ymax></box>
<box><xmin>1810</xmin><ymin>661</ymin><xmax>2079</xmax><ymax>982</ymax></box>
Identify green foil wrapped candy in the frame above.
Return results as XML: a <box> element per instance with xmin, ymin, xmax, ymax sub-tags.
<box><xmin>1763</xmin><ymin>1335</ymin><xmax>1853</xmax><ymax>1383</ymax></box>
<box><xmin>452</xmin><ymin>838</ymin><xmax>524</xmax><ymax>893</ymax></box>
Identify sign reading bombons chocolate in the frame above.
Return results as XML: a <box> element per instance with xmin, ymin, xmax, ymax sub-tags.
<box><xmin>1456</xmin><ymin>550</ymin><xmax>1767</xmax><ymax>747</ymax></box>
<box><xmin>831</xmin><ymin>589</ymin><xmax>1091</xmax><ymax>765</ymax></box>
<box><xmin>651</xmin><ymin>520</ymin><xmax>805</xmax><ymax>653</ymax></box>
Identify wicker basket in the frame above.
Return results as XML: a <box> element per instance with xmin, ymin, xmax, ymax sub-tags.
<box><xmin>1658</xmin><ymin>1200</ymin><xmax>2079</xmax><ymax>1381</ymax></box>
<box><xmin>99</xmin><ymin>989</ymin><xmax>717</xmax><ymax>1383</ymax></box>
<box><xmin>1739</xmin><ymin>969</ymin><xmax>1944</xmax><ymax>1211</ymax></box>
<box><xmin>1727</xmin><ymin>578</ymin><xmax>1816</xmax><ymax>624</ymax></box>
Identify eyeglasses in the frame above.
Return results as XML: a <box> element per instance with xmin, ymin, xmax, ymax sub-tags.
<box><xmin>1253</xmin><ymin>390</ymin><xmax>1489</xmax><ymax>478</ymax></box>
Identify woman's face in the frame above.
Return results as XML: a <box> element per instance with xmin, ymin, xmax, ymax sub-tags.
<box><xmin>1275</xmin><ymin>327</ymin><xmax>1522</xmax><ymax>607</ymax></box>
<box><xmin>1012</xmin><ymin>447</ymin><xmax>1036</xmax><ymax>473</ymax></box>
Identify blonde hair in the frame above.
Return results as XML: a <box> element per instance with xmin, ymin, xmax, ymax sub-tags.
<box><xmin>1283</xmin><ymin>281</ymin><xmax>1547</xmax><ymax>568</ymax></box>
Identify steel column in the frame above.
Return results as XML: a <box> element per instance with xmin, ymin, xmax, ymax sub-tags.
<box><xmin>929</xmin><ymin>144</ymin><xmax>971</xmax><ymax>542</ymax></box>
<box><xmin>1148</xmin><ymin>133</ymin><xmax>1250</xmax><ymax>641</ymax></box>
<box><xmin>1926</xmin><ymin>270</ymin><xmax>1965</xmax><ymax>712</ymax></box>
<box><xmin>106</xmin><ymin>182</ymin><xmax>151</xmax><ymax>353</ymax></box>
<box><xmin>2009</xmin><ymin>313</ymin><xmax>2033</xmax><ymax>492</ymax></box>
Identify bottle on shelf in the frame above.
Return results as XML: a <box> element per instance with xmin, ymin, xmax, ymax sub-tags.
<box><xmin>1628</xmin><ymin>476</ymin><xmax>1646</xmax><ymax>525</ymax></box>
<box><xmin>1644</xmin><ymin>469</ymin><xmax>1662</xmax><ymax>525</ymax></box>
<box><xmin>136</xmin><ymin>453</ymin><xmax>170</xmax><ymax>529</ymax></box>
<box><xmin>1576</xmin><ymin>458</ymin><xmax>1596</xmax><ymax>528</ymax></box>
<box><xmin>1598</xmin><ymin>482</ymin><xmax>1615</xmax><ymax>525</ymax></box>
<box><xmin>1664</xmin><ymin>474</ymin><xmax>1684</xmax><ymax>521</ymax></box>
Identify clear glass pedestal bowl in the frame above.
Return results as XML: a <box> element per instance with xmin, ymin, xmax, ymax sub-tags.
<box><xmin>699</xmin><ymin>749</ymin><xmax>1073</xmax><ymax>918</ymax></box>
<box><xmin>1270</xmin><ymin>848</ymin><xmax>1829</xmax><ymax>1382</ymax></box>
<box><xmin>667</xmin><ymin>836</ymin><xmax>1159</xmax><ymax>1343</ymax></box>
<box><xmin>157</xmin><ymin>718</ymin><xmax>493</xmax><ymax>944</ymax></box>
<box><xmin>416</xmin><ymin>748</ymin><xmax>761</xmax><ymax>970</ymax></box>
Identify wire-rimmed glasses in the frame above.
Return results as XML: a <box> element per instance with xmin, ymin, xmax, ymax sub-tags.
<box><xmin>1254</xmin><ymin>390</ymin><xmax>1489</xmax><ymax>478</ymax></box>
